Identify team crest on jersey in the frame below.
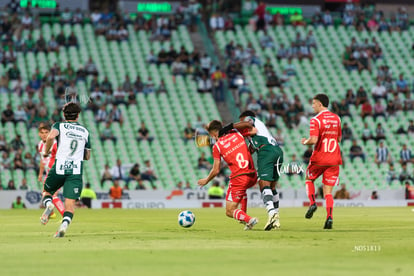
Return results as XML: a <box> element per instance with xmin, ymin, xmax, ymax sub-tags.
<box><xmin>74</xmin><ymin>188</ymin><xmax>79</xmax><ymax>194</ymax></box>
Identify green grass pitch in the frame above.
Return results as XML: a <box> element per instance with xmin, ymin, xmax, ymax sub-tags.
<box><xmin>1</xmin><ymin>207</ymin><xmax>413</xmax><ymax>276</ymax></box>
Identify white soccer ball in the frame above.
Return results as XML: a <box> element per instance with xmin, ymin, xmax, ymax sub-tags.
<box><xmin>178</xmin><ymin>210</ymin><xmax>196</xmax><ymax>228</ymax></box>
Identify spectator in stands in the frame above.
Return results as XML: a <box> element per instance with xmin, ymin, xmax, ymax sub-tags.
<box><xmin>183</xmin><ymin>122</ymin><xmax>195</xmax><ymax>144</ymax></box>
<box><xmin>408</xmin><ymin>120</ymin><xmax>414</xmax><ymax>135</ymax></box>
<box><xmin>200</xmin><ymin>53</ymin><xmax>211</xmax><ymax>76</ymax></box>
<box><xmin>399</xmin><ymin>162</ymin><xmax>411</xmax><ymax>184</ymax></box>
<box><xmin>338</xmin><ymin>99</ymin><xmax>351</xmax><ymax>117</ymax></box>
<box><xmin>254</xmin><ymin>1</ymin><xmax>266</xmax><ymax>31</ymax></box>
<box><xmin>95</xmin><ymin>106</ymin><xmax>107</xmax><ymax>123</ymax></box>
<box><xmin>141</xmin><ymin>160</ymin><xmax>157</xmax><ymax>189</ymax></box>
<box><xmin>6</xmin><ymin>180</ymin><xmax>16</xmax><ymax>190</ymax></box>
<box><xmin>85</xmin><ymin>57</ymin><xmax>98</xmax><ymax>76</ymax></box>
<box><xmin>157</xmin><ymin>80</ymin><xmax>167</xmax><ymax>94</ymax></box>
<box><xmin>0</xmin><ymin>151</ymin><xmax>11</xmax><ymax>170</ymax></box>
<box><xmin>386</xmin><ymin>163</ymin><xmax>398</xmax><ymax>185</ymax></box>
<box><xmin>371</xmin><ymin>81</ymin><xmax>387</xmax><ymax>101</ymax></box>
<box><xmin>111</xmin><ymin>158</ymin><xmax>129</xmax><ymax>184</ymax></box>
<box><xmin>2</xmin><ymin>103</ymin><xmax>14</xmax><ymax>126</ymax></box>
<box><xmin>198</xmin><ymin>152</ymin><xmax>211</xmax><ymax>170</ymax></box>
<box><xmin>19</xmin><ymin>178</ymin><xmax>28</xmax><ymax>190</ymax></box>
<box><xmin>386</xmin><ymin>99</ymin><xmax>397</xmax><ymax>116</ymax></box>
<box><xmin>374</xmin><ymin>123</ymin><xmax>386</xmax><ymax>142</ymax></box>
<box><xmin>334</xmin><ymin>184</ymin><xmax>350</xmax><ymax>199</ymax></box>
<box><xmin>109</xmin><ymin>180</ymin><xmax>123</xmax><ymax>201</ymax></box>
<box><xmin>0</xmin><ymin>135</ymin><xmax>8</xmax><ymax>153</ymax></box>
<box><xmin>373</xmin><ymin>99</ymin><xmax>386</xmax><ymax>121</ymax></box>
<box><xmin>23</xmin><ymin>152</ymin><xmax>36</xmax><ymax>170</ymax></box>
<box><xmin>266</xmin><ymin>71</ymin><xmax>280</xmax><ymax>87</ymax></box>
<box><xmin>13</xmin><ymin>152</ymin><xmax>24</xmax><ymax>170</ymax></box>
<box><xmin>118</xmin><ymin>25</ymin><xmax>129</xmax><ymax>41</ymax></box>
<box><xmin>108</xmin><ymin>105</ymin><xmax>123</xmax><ymax>125</ymax></box>
<box><xmin>100</xmin><ymin>121</ymin><xmax>117</xmax><ymax>144</ymax></box>
<box><xmin>349</xmin><ymin>140</ymin><xmax>366</xmax><ymax>163</ymax></box>
<box><xmin>129</xmin><ymin>163</ymin><xmax>141</xmax><ymax>182</ymax></box>
<box><xmin>56</xmin><ymin>30</ymin><xmax>66</xmax><ymax>47</ymax></box>
<box><xmin>211</xmin><ymin>66</ymin><xmax>226</xmax><ymax>102</ymax></box>
<box><xmin>67</xmin><ymin>31</ymin><xmax>78</xmax><ymax>47</ymax></box>
<box><xmin>341</xmin><ymin>123</ymin><xmax>353</xmax><ymax>141</ymax></box>
<box><xmin>360</xmin><ymin>100</ymin><xmax>373</xmax><ymax>120</ymax></box>
<box><xmin>146</xmin><ymin>50</ymin><xmax>157</xmax><ymax>64</ymax></box>
<box><xmin>134</xmin><ymin>75</ymin><xmax>144</xmax><ymax>93</ymax></box>
<box><xmin>100</xmin><ymin>164</ymin><xmax>112</xmax><ymax>188</ymax></box>
<box><xmin>361</xmin><ymin>122</ymin><xmax>373</xmax><ymax>145</ymax></box>
<box><xmin>355</xmin><ymin>86</ymin><xmax>368</xmax><ymax>107</ymax></box>
<box><xmin>343</xmin><ymin>11</ymin><xmax>355</xmax><ymax>26</ymax></box>
<box><xmin>113</xmin><ymin>86</ymin><xmax>126</xmax><ymax>105</ymax></box>
<box><xmin>171</xmin><ymin>57</ymin><xmax>186</xmax><ymax>76</ymax></box>
<box><xmin>209</xmin><ymin>13</ymin><xmax>224</xmax><ymax>31</ymax></box>
<box><xmin>290</xmin><ymin>11</ymin><xmax>305</xmax><ymax>26</ymax></box>
<box><xmin>21</xmin><ymin>12</ymin><xmax>33</xmax><ymax>30</ymax></box>
<box><xmin>303</xmin><ymin>145</ymin><xmax>313</xmax><ymax>163</ymax></box>
<box><xmin>375</xmin><ymin>141</ymin><xmax>391</xmax><ymax>167</ymax></box>
<box><xmin>322</xmin><ymin>10</ymin><xmax>333</xmax><ymax>26</ymax></box>
<box><xmin>197</xmin><ymin>74</ymin><xmax>212</xmax><ymax>93</ymax></box>
<box><xmin>137</xmin><ymin>122</ymin><xmax>154</xmax><ymax>143</ymax></box>
<box><xmin>396</xmin><ymin>73</ymin><xmax>409</xmax><ymax>96</ymax></box>
<box><xmin>343</xmin><ymin>46</ymin><xmax>358</xmax><ymax>71</ymax></box>
<box><xmin>400</xmin><ymin>144</ymin><xmax>413</xmax><ymax>164</ymax></box>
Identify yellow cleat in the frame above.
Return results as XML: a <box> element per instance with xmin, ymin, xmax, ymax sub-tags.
<box><xmin>49</xmin><ymin>212</ymin><xmax>57</xmax><ymax>219</ymax></box>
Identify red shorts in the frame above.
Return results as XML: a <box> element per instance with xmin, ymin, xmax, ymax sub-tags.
<box><xmin>226</xmin><ymin>173</ymin><xmax>257</xmax><ymax>203</ymax></box>
<box><xmin>306</xmin><ymin>164</ymin><xmax>339</xmax><ymax>186</ymax></box>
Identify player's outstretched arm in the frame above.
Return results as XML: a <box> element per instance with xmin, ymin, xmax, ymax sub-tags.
<box><xmin>197</xmin><ymin>158</ymin><xmax>221</xmax><ymax>187</ymax></box>
<box><xmin>218</xmin><ymin>121</ymin><xmax>253</xmax><ymax>137</ymax></box>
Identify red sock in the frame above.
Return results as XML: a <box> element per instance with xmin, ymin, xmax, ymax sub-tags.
<box><xmin>233</xmin><ymin>209</ymin><xmax>251</xmax><ymax>224</ymax></box>
<box><xmin>325</xmin><ymin>194</ymin><xmax>333</xmax><ymax>218</ymax></box>
<box><xmin>240</xmin><ymin>196</ymin><xmax>247</xmax><ymax>213</ymax></box>
<box><xmin>53</xmin><ymin>196</ymin><xmax>65</xmax><ymax>216</ymax></box>
<box><xmin>306</xmin><ymin>180</ymin><xmax>316</xmax><ymax>205</ymax></box>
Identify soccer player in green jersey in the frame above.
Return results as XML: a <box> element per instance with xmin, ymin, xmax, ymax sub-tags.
<box><xmin>40</xmin><ymin>102</ymin><xmax>91</xmax><ymax>238</ymax></box>
<box><xmin>220</xmin><ymin>110</ymin><xmax>284</xmax><ymax>230</ymax></box>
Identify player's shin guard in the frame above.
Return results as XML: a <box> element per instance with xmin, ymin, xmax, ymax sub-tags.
<box><xmin>240</xmin><ymin>195</ymin><xmax>247</xmax><ymax>213</ymax></box>
<box><xmin>52</xmin><ymin>196</ymin><xmax>65</xmax><ymax>216</ymax></box>
<box><xmin>305</xmin><ymin>180</ymin><xmax>316</xmax><ymax>205</ymax></box>
<box><xmin>325</xmin><ymin>194</ymin><xmax>333</xmax><ymax>218</ymax></box>
<box><xmin>272</xmin><ymin>189</ymin><xmax>279</xmax><ymax>213</ymax></box>
<box><xmin>233</xmin><ymin>209</ymin><xmax>251</xmax><ymax>224</ymax></box>
<box><xmin>262</xmin><ymin>187</ymin><xmax>276</xmax><ymax>216</ymax></box>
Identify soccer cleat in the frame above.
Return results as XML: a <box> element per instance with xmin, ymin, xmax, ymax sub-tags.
<box><xmin>273</xmin><ymin>213</ymin><xmax>280</xmax><ymax>229</ymax></box>
<box><xmin>49</xmin><ymin>212</ymin><xmax>57</xmax><ymax>219</ymax></box>
<box><xmin>323</xmin><ymin>217</ymin><xmax>333</xmax><ymax>229</ymax></box>
<box><xmin>264</xmin><ymin>213</ymin><xmax>278</xmax><ymax>231</ymax></box>
<box><xmin>244</xmin><ymin>217</ymin><xmax>258</xmax><ymax>231</ymax></box>
<box><xmin>54</xmin><ymin>223</ymin><xmax>68</xmax><ymax>238</ymax></box>
<box><xmin>305</xmin><ymin>204</ymin><xmax>318</xmax><ymax>219</ymax></box>
<box><xmin>40</xmin><ymin>203</ymin><xmax>55</xmax><ymax>225</ymax></box>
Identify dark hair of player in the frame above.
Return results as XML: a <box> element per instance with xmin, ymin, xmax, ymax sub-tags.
<box><xmin>207</xmin><ymin>120</ymin><xmax>223</xmax><ymax>132</ymax></box>
<box><xmin>63</xmin><ymin>102</ymin><xmax>81</xmax><ymax>120</ymax></box>
<box><xmin>239</xmin><ymin>110</ymin><xmax>256</xmax><ymax>118</ymax></box>
<box><xmin>313</xmin><ymin>94</ymin><xmax>329</xmax><ymax>107</ymax></box>
<box><xmin>38</xmin><ymin>123</ymin><xmax>51</xmax><ymax>131</ymax></box>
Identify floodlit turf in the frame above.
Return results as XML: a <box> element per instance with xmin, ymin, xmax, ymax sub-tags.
<box><xmin>1</xmin><ymin>207</ymin><xmax>413</xmax><ymax>276</ymax></box>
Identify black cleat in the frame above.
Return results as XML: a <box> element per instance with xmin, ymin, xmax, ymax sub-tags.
<box><xmin>305</xmin><ymin>204</ymin><xmax>317</xmax><ymax>219</ymax></box>
<box><xmin>323</xmin><ymin>217</ymin><xmax>333</xmax><ymax>229</ymax></box>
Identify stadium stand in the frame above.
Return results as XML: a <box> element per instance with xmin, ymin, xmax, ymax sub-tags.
<box><xmin>215</xmin><ymin>24</ymin><xmax>414</xmax><ymax>190</ymax></box>
<box><xmin>0</xmin><ymin>21</ymin><xmax>220</xmax><ymax>191</ymax></box>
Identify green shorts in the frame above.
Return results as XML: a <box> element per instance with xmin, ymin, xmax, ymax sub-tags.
<box><xmin>257</xmin><ymin>145</ymin><xmax>284</xmax><ymax>182</ymax></box>
<box><xmin>44</xmin><ymin>164</ymin><xmax>83</xmax><ymax>200</ymax></box>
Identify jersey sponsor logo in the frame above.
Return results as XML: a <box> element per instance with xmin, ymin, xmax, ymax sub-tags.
<box><xmin>66</xmin><ymin>131</ymin><xmax>83</xmax><ymax>139</ymax></box>
<box><xmin>223</xmin><ymin>142</ymin><xmax>231</xmax><ymax>148</ymax></box>
<box><xmin>63</xmin><ymin>123</ymin><xmax>86</xmax><ymax>133</ymax></box>
<box><xmin>74</xmin><ymin>188</ymin><xmax>79</xmax><ymax>194</ymax></box>
<box><xmin>60</xmin><ymin>160</ymin><xmax>78</xmax><ymax>170</ymax></box>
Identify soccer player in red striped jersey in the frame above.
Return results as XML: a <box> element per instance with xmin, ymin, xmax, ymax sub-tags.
<box><xmin>38</xmin><ymin>123</ymin><xmax>65</xmax><ymax>218</ymax></box>
<box><xmin>301</xmin><ymin>94</ymin><xmax>342</xmax><ymax>229</ymax></box>
<box><xmin>198</xmin><ymin>120</ymin><xmax>259</xmax><ymax>230</ymax></box>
